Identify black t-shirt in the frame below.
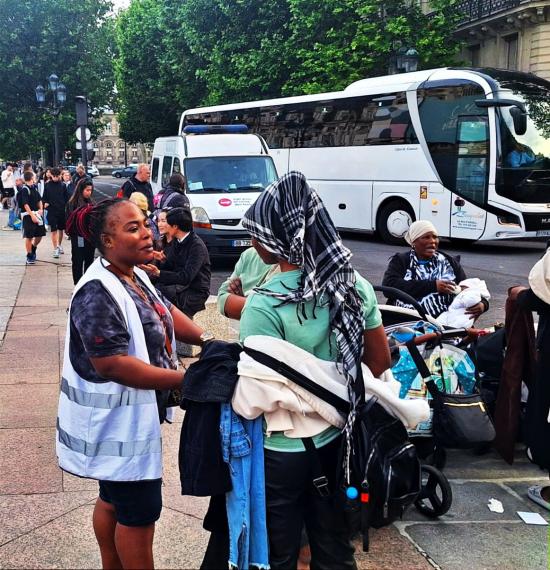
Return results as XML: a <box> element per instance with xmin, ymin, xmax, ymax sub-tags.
<box><xmin>19</xmin><ymin>185</ymin><xmax>42</xmax><ymax>211</ymax></box>
<box><xmin>43</xmin><ymin>181</ymin><xmax>69</xmax><ymax>212</ymax></box>
<box><xmin>69</xmin><ymin>278</ymin><xmax>174</xmax><ymax>382</ymax></box>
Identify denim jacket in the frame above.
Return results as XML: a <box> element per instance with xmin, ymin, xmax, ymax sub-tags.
<box><xmin>220</xmin><ymin>403</ymin><xmax>269</xmax><ymax>569</ymax></box>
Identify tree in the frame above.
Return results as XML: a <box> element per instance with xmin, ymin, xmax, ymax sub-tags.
<box><xmin>0</xmin><ymin>0</ymin><xmax>115</xmax><ymax>161</ymax></box>
<box><xmin>175</xmin><ymin>0</ymin><xmax>291</xmax><ymax>105</ymax></box>
<box><xmin>282</xmin><ymin>0</ymin><xmax>464</xmax><ymax>95</ymax></box>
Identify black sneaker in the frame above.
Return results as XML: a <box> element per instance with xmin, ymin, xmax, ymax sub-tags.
<box><xmin>26</xmin><ymin>254</ymin><xmax>35</xmax><ymax>265</ymax></box>
<box><xmin>31</xmin><ymin>244</ymin><xmax>37</xmax><ymax>255</ymax></box>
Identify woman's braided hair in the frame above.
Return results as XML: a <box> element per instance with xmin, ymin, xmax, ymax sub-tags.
<box><xmin>77</xmin><ymin>198</ymin><xmax>127</xmax><ymax>252</ymax></box>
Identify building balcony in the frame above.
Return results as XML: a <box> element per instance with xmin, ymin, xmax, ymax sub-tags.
<box><xmin>455</xmin><ymin>0</ymin><xmax>549</xmax><ymax>38</ymax></box>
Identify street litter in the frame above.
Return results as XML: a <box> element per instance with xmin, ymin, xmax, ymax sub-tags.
<box><xmin>516</xmin><ymin>511</ymin><xmax>548</xmax><ymax>525</ymax></box>
<box><xmin>487</xmin><ymin>498</ymin><xmax>504</xmax><ymax>513</ymax></box>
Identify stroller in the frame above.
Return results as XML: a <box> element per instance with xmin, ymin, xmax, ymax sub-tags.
<box><xmin>374</xmin><ymin>285</ymin><xmax>483</xmax><ymax>519</ymax></box>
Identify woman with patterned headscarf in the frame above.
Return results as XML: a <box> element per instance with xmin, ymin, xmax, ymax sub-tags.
<box><xmin>239</xmin><ymin>171</ymin><xmax>390</xmax><ymax>569</ymax></box>
<box><xmin>382</xmin><ymin>220</ymin><xmax>488</xmax><ymax>319</ymax></box>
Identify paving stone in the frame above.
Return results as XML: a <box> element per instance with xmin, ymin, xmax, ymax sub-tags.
<box><xmin>0</xmin><ymin>384</ymin><xmax>60</xmax><ymax>428</ymax></box>
<box><xmin>0</xmin><ymin>490</ymin><xmax>97</xmax><ymax>545</ymax></box>
<box><xmin>0</xmin><ymin>428</ymin><xmax>62</xmax><ymax>495</ymax></box>
<box><xmin>404</xmin><ymin>521</ymin><xmax>548</xmax><ymax>570</ymax></box>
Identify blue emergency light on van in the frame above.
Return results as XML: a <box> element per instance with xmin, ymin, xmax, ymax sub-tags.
<box><xmin>183</xmin><ymin>124</ymin><xmax>248</xmax><ymax>134</ymax></box>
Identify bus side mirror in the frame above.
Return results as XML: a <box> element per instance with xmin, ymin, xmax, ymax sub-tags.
<box><xmin>510</xmin><ymin>107</ymin><xmax>527</xmax><ymax>136</ymax></box>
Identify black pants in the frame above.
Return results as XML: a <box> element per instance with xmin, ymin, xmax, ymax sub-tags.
<box><xmin>71</xmin><ymin>239</ymin><xmax>95</xmax><ymax>284</ymax></box>
<box><xmin>264</xmin><ymin>436</ymin><xmax>356</xmax><ymax>570</ymax></box>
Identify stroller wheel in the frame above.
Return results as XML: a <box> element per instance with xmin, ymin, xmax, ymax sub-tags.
<box><xmin>414</xmin><ymin>464</ymin><xmax>452</xmax><ymax>518</ymax></box>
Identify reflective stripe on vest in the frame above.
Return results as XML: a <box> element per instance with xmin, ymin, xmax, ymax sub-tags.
<box><xmin>57</xmin><ymin>419</ymin><xmax>162</xmax><ymax>458</ymax></box>
<box><xmin>60</xmin><ymin>377</ymin><xmax>154</xmax><ymax>409</ymax></box>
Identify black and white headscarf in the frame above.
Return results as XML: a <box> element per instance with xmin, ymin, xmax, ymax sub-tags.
<box><xmin>396</xmin><ymin>250</ymin><xmax>456</xmax><ymax>317</ymax></box>
<box><xmin>242</xmin><ymin>171</ymin><xmax>364</xmax><ymax>388</ymax></box>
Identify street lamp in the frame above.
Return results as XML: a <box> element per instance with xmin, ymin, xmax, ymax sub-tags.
<box><xmin>388</xmin><ymin>45</ymin><xmax>420</xmax><ymax>75</ymax></box>
<box><xmin>35</xmin><ymin>73</ymin><xmax>66</xmax><ymax>165</ymax></box>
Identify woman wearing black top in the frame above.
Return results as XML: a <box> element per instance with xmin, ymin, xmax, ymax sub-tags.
<box><xmin>66</xmin><ymin>179</ymin><xmax>95</xmax><ymax>284</ymax></box>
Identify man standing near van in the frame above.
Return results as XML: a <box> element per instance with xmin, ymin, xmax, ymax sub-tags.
<box><xmin>121</xmin><ymin>163</ymin><xmax>154</xmax><ymax>211</ymax></box>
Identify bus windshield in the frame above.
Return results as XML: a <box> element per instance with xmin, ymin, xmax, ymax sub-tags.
<box><xmin>185</xmin><ymin>156</ymin><xmax>278</xmax><ymax>193</ymax></box>
<box><xmin>495</xmin><ymin>76</ymin><xmax>550</xmax><ymax>204</ymax></box>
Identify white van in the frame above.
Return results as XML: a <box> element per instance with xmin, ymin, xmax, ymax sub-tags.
<box><xmin>150</xmin><ymin>125</ymin><xmax>278</xmax><ymax>256</ymax></box>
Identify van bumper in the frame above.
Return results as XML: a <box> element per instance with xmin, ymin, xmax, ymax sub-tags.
<box><xmin>194</xmin><ymin>227</ymin><xmax>252</xmax><ymax>257</ymax></box>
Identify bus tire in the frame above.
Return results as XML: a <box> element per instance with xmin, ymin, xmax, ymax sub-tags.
<box><xmin>377</xmin><ymin>200</ymin><xmax>415</xmax><ymax>245</ymax></box>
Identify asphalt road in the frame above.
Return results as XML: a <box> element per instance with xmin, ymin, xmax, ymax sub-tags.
<box><xmin>94</xmin><ymin>175</ymin><xmax>545</xmax><ymax>327</ymax></box>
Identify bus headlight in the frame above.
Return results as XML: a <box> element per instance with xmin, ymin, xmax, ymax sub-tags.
<box><xmin>191</xmin><ymin>207</ymin><xmax>212</xmax><ymax>230</ymax></box>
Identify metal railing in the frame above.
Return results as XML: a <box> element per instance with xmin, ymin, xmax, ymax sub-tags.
<box><xmin>457</xmin><ymin>0</ymin><xmax>522</xmax><ymax>24</ymax></box>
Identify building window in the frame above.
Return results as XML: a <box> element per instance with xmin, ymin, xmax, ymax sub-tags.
<box><xmin>469</xmin><ymin>45</ymin><xmax>480</xmax><ymax>67</ymax></box>
<box><xmin>104</xmin><ymin>122</ymin><xmax>112</xmax><ymax>134</ymax></box>
<box><xmin>504</xmin><ymin>34</ymin><xmax>518</xmax><ymax>70</ymax></box>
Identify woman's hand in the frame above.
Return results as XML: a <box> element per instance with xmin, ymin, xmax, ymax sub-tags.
<box><xmin>152</xmin><ymin>250</ymin><xmax>166</xmax><ymax>262</ymax></box>
<box><xmin>465</xmin><ymin>301</ymin><xmax>485</xmax><ymax>319</ymax></box>
<box><xmin>138</xmin><ymin>263</ymin><xmax>160</xmax><ymax>278</ymax></box>
<box><xmin>436</xmin><ymin>280</ymin><xmax>457</xmax><ymax>294</ymax></box>
<box><xmin>227</xmin><ymin>277</ymin><xmax>244</xmax><ymax>297</ymax></box>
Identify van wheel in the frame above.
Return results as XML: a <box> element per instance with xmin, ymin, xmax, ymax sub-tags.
<box><xmin>377</xmin><ymin>200</ymin><xmax>415</xmax><ymax>245</ymax></box>
<box><xmin>114</xmin><ymin>172</ymin><xmax>121</xmax><ymax>178</ymax></box>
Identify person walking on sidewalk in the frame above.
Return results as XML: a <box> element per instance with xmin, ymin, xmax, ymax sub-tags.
<box><xmin>56</xmin><ymin>198</ymin><xmax>212</xmax><ymax>570</ymax></box>
<box><xmin>19</xmin><ymin>170</ymin><xmax>46</xmax><ymax>265</ymax></box>
<box><xmin>43</xmin><ymin>167</ymin><xmax>69</xmax><ymax>258</ymax></box>
<box><xmin>65</xmin><ymin>179</ymin><xmax>95</xmax><ymax>284</ymax></box>
<box><xmin>1</xmin><ymin>164</ymin><xmax>16</xmax><ymax>229</ymax></box>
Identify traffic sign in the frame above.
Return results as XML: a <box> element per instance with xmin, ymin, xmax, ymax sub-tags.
<box><xmin>75</xmin><ymin>127</ymin><xmax>91</xmax><ymax>142</ymax></box>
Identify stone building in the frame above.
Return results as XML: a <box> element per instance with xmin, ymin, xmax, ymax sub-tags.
<box><xmin>93</xmin><ymin>111</ymin><xmax>151</xmax><ymax>168</ymax></box>
<box><xmin>453</xmin><ymin>0</ymin><xmax>550</xmax><ymax>80</ymax></box>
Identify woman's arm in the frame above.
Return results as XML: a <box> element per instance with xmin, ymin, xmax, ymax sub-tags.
<box><xmin>362</xmin><ymin>325</ymin><xmax>391</xmax><ymax>377</ymax></box>
<box><xmin>170</xmin><ymin>304</ymin><xmax>205</xmax><ymax>343</ymax></box>
<box><xmin>90</xmin><ymin>354</ymin><xmax>183</xmax><ymax>390</ymax></box>
<box><xmin>382</xmin><ymin>254</ymin><xmax>437</xmax><ymax>300</ymax></box>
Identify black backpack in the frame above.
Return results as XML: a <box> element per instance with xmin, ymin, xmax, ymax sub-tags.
<box><xmin>243</xmin><ymin>346</ymin><xmax>421</xmax><ymax>551</ymax></box>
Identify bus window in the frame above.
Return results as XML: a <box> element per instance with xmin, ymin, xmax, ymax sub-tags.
<box><xmin>418</xmin><ymin>81</ymin><xmax>486</xmax><ymax>197</ymax></box>
<box><xmin>151</xmin><ymin>157</ymin><xmax>160</xmax><ymax>184</ymax></box>
<box><xmin>456</xmin><ymin>116</ymin><xmax>489</xmax><ymax>205</ymax></box>
<box><xmin>161</xmin><ymin>156</ymin><xmax>173</xmax><ymax>186</ymax></box>
<box><xmin>172</xmin><ymin>157</ymin><xmax>181</xmax><ymax>174</ymax></box>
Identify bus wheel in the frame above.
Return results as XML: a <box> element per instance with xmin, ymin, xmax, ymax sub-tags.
<box><xmin>377</xmin><ymin>200</ymin><xmax>415</xmax><ymax>245</ymax></box>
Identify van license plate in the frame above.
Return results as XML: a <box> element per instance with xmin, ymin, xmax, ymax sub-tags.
<box><xmin>232</xmin><ymin>239</ymin><xmax>251</xmax><ymax>247</ymax></box>
<box><xmin>536</xmin><ymin>230</ymin><xmax>550</xmax><ymax>237</ymax></box>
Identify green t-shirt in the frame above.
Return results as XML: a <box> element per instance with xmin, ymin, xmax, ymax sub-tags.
<box><xmin>239</xmin><ymin>269</ymin><xmax>382</xmax><ymax>451</ymax></box>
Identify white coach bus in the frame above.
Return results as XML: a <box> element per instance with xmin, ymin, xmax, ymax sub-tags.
<box><xmin>179</xmin><ymin>68</ymin><xmax>550</xmax><ymax>243</ymax></box>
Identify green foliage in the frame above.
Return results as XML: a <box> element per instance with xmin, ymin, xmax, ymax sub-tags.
<box><xmin>0</xmin><ymin>0</ymin><xmax>115</xmax><ymax>161</ymax></box>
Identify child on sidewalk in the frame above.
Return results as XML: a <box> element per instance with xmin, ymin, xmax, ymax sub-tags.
<box><xmin>43</xmin><ymin>167</ymin><xmax>69</xmax><ymax>258</ymax></box>
<box><xmin>19</xmin><ymin>171</ymin><xmax>46</xmax><ymax>265</ymax></box>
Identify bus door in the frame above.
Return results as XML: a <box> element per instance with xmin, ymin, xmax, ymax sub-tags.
<box><xmin>417</xmin><ymin>182</ymin><xmax>451</xmax><ymax>237</ymax></box>
<box><xmin>448</xmin><ymin>115</ymin><xmax>489</xmax><ymax>239</ymax></box>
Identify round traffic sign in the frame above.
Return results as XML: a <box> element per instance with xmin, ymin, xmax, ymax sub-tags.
<box><xmin>75</xmin><ymin>127</ymin><xmax>91</xmax><ymax>142</ymax></box>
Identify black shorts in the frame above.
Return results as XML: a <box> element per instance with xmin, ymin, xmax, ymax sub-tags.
<box><xmin>22</xmin><ymin>215</ymin><xmax>47</xmax><ymax>239</ymax></box>
<box><xmin>47</xmin><ymin>209</ymin><xmax>66</xmax><ymax>231</ymax></box>
<box><xmin>98</xmin><ymin>478</ymin><xmax>162</xmax><ymax>527</ymax></box>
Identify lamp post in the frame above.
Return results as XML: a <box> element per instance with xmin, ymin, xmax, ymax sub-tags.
<box><xmin>35</xmin><ymin>73</ymin><xmax>66</xmax><ymax>166</ymax></box>
<box><xmin>388</xmin><ymin>44</ymin><xmax>419</xmax><ymax>75</ymax></box>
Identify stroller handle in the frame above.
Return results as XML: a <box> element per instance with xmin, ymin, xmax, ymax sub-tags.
<box><xmin>411</xmin><ymin>328</ymin><xmax>480</xmax><ymax>346</ymax></box>
<box><xmin>373</xmin><ymin>285</ymin><xmax>428</xmax><ymax>321</ymax></box>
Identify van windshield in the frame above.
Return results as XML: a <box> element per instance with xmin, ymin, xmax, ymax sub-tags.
<box><xmin>185</xmin><ymin>156</ymin><xmax>278</xmax><ymax>193</ymax></box>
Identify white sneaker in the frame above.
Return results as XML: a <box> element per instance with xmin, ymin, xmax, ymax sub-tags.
<box><xmin>58</xmin><ymin>245</ymin><xmax>64</xmax><ymax>254</ymax></box>
<box><xmin>53</xmin><ymin>247</ymin><xmax>59</xmax><ymax>259</ymax></box>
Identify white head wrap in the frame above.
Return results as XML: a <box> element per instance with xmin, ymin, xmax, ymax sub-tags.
<box><xmin>528</xmin><ymin>248</ymin><xmax>550</xmax><ymax>305</ymax></box>
<box><xmin>405</xmin><ymin>220</ymin><xmax>438</xmax><ymax>246</ymax></box>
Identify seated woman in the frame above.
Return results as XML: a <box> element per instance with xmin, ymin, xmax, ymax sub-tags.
<box><xmin>382</xmin><ymin>220</ymin><xmax>488</xmax><ymax>320</ymax></box>
<box><xmin>140</xmin><ymin>207</ymin><xmax>211</xmax><ymax>319</ymax></box>
<box><xmin>238</xmin><ymin>171</ymin><xmax>391</xmax><ymax>569</ymax></box>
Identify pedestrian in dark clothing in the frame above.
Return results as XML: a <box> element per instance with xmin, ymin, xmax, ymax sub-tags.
<box><xmin>20</xmin><ymin>171</ymin><xmax>46</xmax><ymax>265</ymax></box>
<box><xmin>72</xmin><ymin>164</ymin><xmax>86</xmax><ymax>187</ymax></box>
<box><xmin>121</xmin><ymin>163</ymin><xmax>154</xmax><ymax>212</ymax></box>
<box><xmin>65</xmin><ymin>179</ymin><xmax>95</xmax><ymax>284</ymax></box>
<box><xmin>139</xmin><ymin>207</ymin><xmax>210</xmax><ymax>318</ymax></box>
<box><xmin>159</xmin><ymin>173</ymin><xmax>190</xmax><ymax>210</ymax></box>
<box><xmin>43</xmin><ymin>167</ymin><xmax>70</xmax><ymax>258</ymax></box>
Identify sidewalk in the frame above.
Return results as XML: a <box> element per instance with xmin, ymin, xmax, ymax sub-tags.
<box><xmin>0</xmin><ymin>210</ymin><xmax>547</xmax><ymax>569</ymax></box>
